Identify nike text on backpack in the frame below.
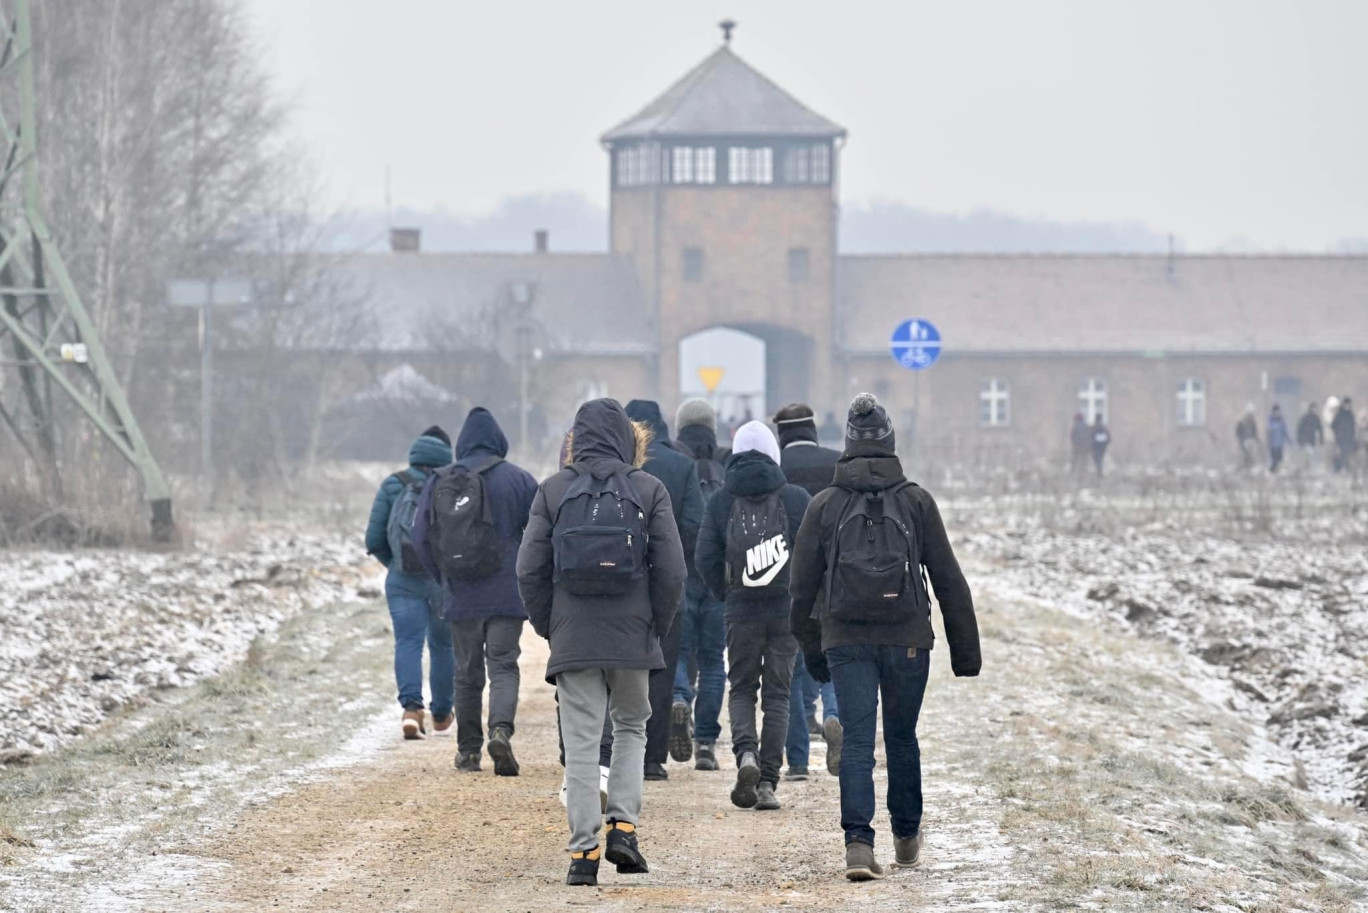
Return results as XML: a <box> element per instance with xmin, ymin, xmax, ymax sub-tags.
<box><xmin>552</xmin><ymin>468</ymin><xmax>649</xmax><ymax>597</ymax></box>
<box><xmin>386</xmin><ymin>470</ymin><xmax>430</xmax><ymax>574</ymax></box>
<box><xmin>724</xmin><ymin>490</ymin><xmax>792</xmax><ymax>599</ymax></box>
<box><xmin>825</xmin><ymin>483</ymin><xmax>928</xmax><ymax>624</ymax></box>
<box><xmin>429</xmin><ymin>460</ymin><xmax>505</xmax><ymax>581</ymax></box>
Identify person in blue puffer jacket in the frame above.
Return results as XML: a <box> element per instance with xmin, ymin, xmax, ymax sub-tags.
<box><xmin>364</xmin><ymin>425</ymin><xmax>455</xmax><ymax>741</ymax></box>
<box><xmin>413</xmin><ymin>407</ymin><xmax>539</xmax><ymax>776</ymax></box>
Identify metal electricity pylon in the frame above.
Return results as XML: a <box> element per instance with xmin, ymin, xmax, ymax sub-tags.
<box><xmin>0</xmin><ymin>0</ymin><xmax>173</xmax><ymax>539</ymax></box>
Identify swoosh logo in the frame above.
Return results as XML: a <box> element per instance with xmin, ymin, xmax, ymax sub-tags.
<box><xmin>742</xmin><ymin>551</ymin><xmax>789</xmax><ymax>587</ymax></box>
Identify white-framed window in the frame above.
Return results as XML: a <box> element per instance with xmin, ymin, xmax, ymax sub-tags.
<box><xmin>1079</xmin><ymin>377</ymin><xmax>1108</xmax><ymax>424</ymax></box>
<box><xmin>782</xmin><ymin>143</ymin><xmax>833</xmax><ymax>184</ymax></box>
<box><xmin>812</xmin><ymin>143</ymin><xmax>831</xmax><ymax>183</ymax></box>
<box><xmin>669</xmin><ymin>146</ymin><xmax>716</xmax><ymax>184</ymax></box>
<box><xmin>728</xmin><ymin>146</ymin><xmax>773</xmax><ymax>184</ymax></box>
<box><xmin>616</xmin><ymin>143</ymin><xmax>661</xmax><ymax>186</ymax></box>
<box><xmin>980</xmin><ymin>378</ymin><xmax>1010</xmax><ymax>427</ymax></box>
<box><xmin>1176</xmin><ymin>378</ymin><xmax>1206</xmax><ymax>427</ymax></box>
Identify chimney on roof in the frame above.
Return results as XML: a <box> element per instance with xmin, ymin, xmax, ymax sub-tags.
<box><xmin>534</xmin><ymin>229</ymin><xmax>549</xmax><ymax>254</ymax></box>
<box><xmin>390</xmin><ymin>227</ymin><xmax>421</xmax><ymax>253</ymax></box>
<box><xmin>719</xmin><ymin>19</ymin><xmax>736</xmax><ymax>45</ymax></box>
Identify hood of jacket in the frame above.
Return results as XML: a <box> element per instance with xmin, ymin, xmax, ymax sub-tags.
<box><xmin>408</xmin><ymin>431</ymin><xmax>453</xmax><ymax>469</ymax></box>
<box><xmin>625</xmin><ymin>399</ymin><xmax>670</xmax><ymax>444</ymax></box>
<box><xmin>833</xmin><ymin>453</ymin><xmax>908</xmax><ymax>492</ymax></box>
<box><xmin>724</xmin><ymin>449</ymin><xmax>787</xmax><ymax>497</ymax></box>
<box><xmin>677</xmin><ymin>423</ymin><xmax>718</xmax><ymax>460</ymax></box>
<box><xmin>776</xmin><ymin>421</ymin><xmax>818</xmax><ymax>449</ymax></box>
<box><xmin>567</xmin><ymin>398</ymin><xmax>652</xmax><ymax>477</ymax></box>
<box><xmin>455</xmin><ymin>407</ymin><xmax>509</xmax><ymax>462</ymax></box>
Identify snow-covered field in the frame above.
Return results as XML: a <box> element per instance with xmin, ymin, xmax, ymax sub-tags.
<box><xmin>0</xmin><ymin>527</ymin><xmax>381</xmax><ymax>764</ymax></box>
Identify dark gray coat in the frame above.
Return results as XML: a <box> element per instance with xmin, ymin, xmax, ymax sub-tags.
<box><xmin>516</xmin><ymin>399</ymin><xmax>687</xmax><ymax>683</ymax></box>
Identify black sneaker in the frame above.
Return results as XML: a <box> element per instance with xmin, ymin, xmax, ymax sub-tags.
<box><xmin>566</xmin><ymin>847</ymin><xmax>601</xmax><ymax>886</ymax></box>
<box><xmin>643</xmin><ymin>761</ymin><xmax>669</xmax><ymax>781</ymax></box>
<box><xmin>755</xmin><ymin>781</ymin><xmax>781</xmax><ymax>811</ymax></box>
<box><xmin>823</xmin><ymin>717</ymin><xmax>844</xmax><ymax>777</ymax></box>
<box><xmin>695</xmin><ymin>742</ymin><xmax>719</xmax><ymax>771</ymax></box>
<box><xmin>604</xmin><ymin>821</ymin><xmax>649</xmax><ymax>874</ymax></box>
<box><xmin>731</xmin><ymin>752</ymin><xmax>761</xmax><ymax>808</ymax></box>
<box><xmin>454</xmin><ymin>750</ymin><xmax>481</xmax><ymax>772</ymax></box>
<box><xmin>669</xmin><ymin>701</ymin><xmax>694</xmax><ymax>763</ymax></box>
<box><xmin>487</xmin><ymin>727</ymin><xmax>519</xmax><ymax>777</ymax></box>
<box><xmin>784</xmin><ymin>765</ymin><xmax>809</xmax><ymax>781</ymax></box>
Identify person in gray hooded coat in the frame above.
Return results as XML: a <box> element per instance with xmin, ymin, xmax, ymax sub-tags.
<box><xmin>517</xmin><ymin>398</ymin><xmax>686</xmax><ymax>887</ymax></box>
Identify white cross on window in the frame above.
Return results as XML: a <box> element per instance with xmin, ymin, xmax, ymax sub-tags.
<box><xmin>980</xmin><ymin>378</ymin><xmax>1009</xmax><ymax>427</ymax></box>
<box><xmin>1177</xmin><ymin>378</ymin><xmax>1205</xmax><ymax>427</ymax></box>
<box><xmin>1079</xmin><ymin>377</ymin><xmax>1108</xmax><ymax>424</ymax></box>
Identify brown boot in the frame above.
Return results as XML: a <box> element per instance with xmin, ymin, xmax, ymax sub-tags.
<box><xmin>402</xmin><ymin>709</ymin><xmax>426</xmax><ymax>740</ymax></box>
<box><xmin>431</xmin><ymin>712</ymin><xmax>454</xmax><ymax>734</ymax></box>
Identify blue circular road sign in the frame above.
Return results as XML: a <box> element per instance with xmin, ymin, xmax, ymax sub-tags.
<box><xmin>890</xmin><ymin>318</ymin><xmax>942</xmax><ymax>371</ymax></box>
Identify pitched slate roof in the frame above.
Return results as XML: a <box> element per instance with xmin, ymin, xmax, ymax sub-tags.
<box><xmin>330</xmin><ymin>252</ymin><xmax>653</xmax><ymax>356</ymax></box>
<box><xmin>602</xmin><ymin>46</ymin><xmax>844</xmax><ymax>143</ymax></box>
<box><xmin>838</xmin><ymin>254</ymin><xmax>1368</xmax><ymax>356</ymax></box>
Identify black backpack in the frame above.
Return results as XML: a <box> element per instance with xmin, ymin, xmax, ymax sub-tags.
<box><xmin>386</xmin><ymin>470</ymin><xmax>429</xmax><ymax>575</ymax></box>
<box><xmin>724</xmin><ymin>489</ymin><xmax>792</xmax><ymax>600</ymax></box>
<box><xmin>825</xmin><ymin>483</ymin><xmax>928</xmax><ymax>624</ymax></box>
<box><xmin>695</xmin><ymin>458</ymin><xmax>725</xmax><ymax>500</ymax></box>
<box><xmin>552</xmin><ymin>467</ymin><xmax>649</xmax><ymax>597</ymax></box>
<box><xmin>428</xmin><ymin>459</ymin><xmax>504</xmax><ymax>582</ymax></box>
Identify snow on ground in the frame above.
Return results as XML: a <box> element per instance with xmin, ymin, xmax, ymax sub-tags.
<box><xmin>0</xmin><ymin>528</ymin><xmax>381</xmax><ymax>764</ymax></box>
<box><xmin>954</xmin><ymin>509</ymin><xmax>1368</xmax><ymax>809</ymax></box>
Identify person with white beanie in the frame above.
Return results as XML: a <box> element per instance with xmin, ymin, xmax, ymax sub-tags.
<box><xmin>694</xmin><ymin>421</ymin><xmax>811</xmax><ymax>811</ymax></box>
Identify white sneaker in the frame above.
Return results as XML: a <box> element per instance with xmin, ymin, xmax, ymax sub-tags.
<box><xmin>599</xmin><ymin>765</ymin><xmax>610</xmax><ymax>813</ymax></box>
<box><xmin>559</xmin><ymin>774</ymin><xmax>568</xmax><ymax>808</ymax></box>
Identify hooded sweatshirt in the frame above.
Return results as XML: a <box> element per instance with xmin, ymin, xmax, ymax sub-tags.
<box><xmin>624</xmin><ymin>399</ymin><xmax>704</xmax><ymax>579</ymax></box>
<box><xmin>695</xmin><ymin>423</ymin><xmax>811</xmax><ymax>622</ymax></box>
<box><xmin>516</xmin><ymin>399</ymin><xmax>687</xmax><ymax>683</ymax></box>
<box><xmin>364</xmin><ymin>430</ymin><xmax>453</xmax><ymax>571</ymax></box>
<box><xmin>789</xmin><ymin>452</ymin><xmax>981</xmax><ymax>677</ymax></box>
<box><xmin>412</xmin><ymin>408</ymin><xmax>538</xmax><ymax>621</ymax></box>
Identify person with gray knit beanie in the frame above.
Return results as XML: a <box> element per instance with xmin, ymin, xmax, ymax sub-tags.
<box><xmin>790</xmin><ymin>392</ymin><xmax>980</xmax><ymax>880</ymax></box>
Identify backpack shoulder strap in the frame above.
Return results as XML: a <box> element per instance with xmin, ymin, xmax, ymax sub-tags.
<box><xmin>476</xmin><ymin>457</ymin><xmax>505</xmax><ymax>475</ymax></box>
<box><xmin>394</xmin><ymin>469</ymin><xmax>418</xmax><ymax>488</ymax></box>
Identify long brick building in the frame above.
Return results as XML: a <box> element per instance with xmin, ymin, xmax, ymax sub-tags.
<box><xmin>339</xmin><ymin>39</ymin><xmax>1368</xmax><ymax>467</ymax></box>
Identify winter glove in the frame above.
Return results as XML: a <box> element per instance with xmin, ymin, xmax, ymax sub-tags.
<box><xmin>803</xmin><ymin>651</ymin><xmax>831</xmax><ymax>684</ymax></box>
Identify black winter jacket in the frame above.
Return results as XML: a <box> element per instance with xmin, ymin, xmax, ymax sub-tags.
<box><xmin>1296</xmin><ymin>411</ymin><xmax>1323</xmax><ymax>447</ymax></box>
<box><xmin>696</xmin><ymin>450</ymin><xmax>811</xmax><ymax>622</ymax></box>
<box><xmin>790</xmin><ymin>453</ymin><xmax>981</xmax><ymax>677</ymax></box>
<box><xmin>777</xmin><ymin>423</ymin><xmax>841</xmax><ymax>497</ymax></box>
<box><xmin>516</xmin><ymin>399</ymin><xmax>687</xmax><ymax>683</ymax></box>
<box><xmin>624</xmin><ymin>400</ymin><xmax>704</xmax><ymax>581</ymax></box>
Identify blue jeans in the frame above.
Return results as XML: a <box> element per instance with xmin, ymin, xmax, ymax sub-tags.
<box><xmin>384</xmin><ymin>571</ymin><xmax>454</xmax><ymax>715</ymax></box>
<box><xmin>786</xmin><ymin>655</ymin><xmax>840</xmax><ymax>768</ymax></box>
<box><xmin>672</xmin><ymin>589</ymin><xmax>726</xmax><ymax>743</ymax></box>
<box><xmin>828</xmin><ymin>644</ymin><xmax>930</xmax><ymax>847</ymax></box>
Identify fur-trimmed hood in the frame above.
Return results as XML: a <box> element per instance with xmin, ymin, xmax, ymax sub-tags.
<box><xmin>562</xmin><ymin>398</ymin><xmax>653</xmax><ymax>474</ymax></box>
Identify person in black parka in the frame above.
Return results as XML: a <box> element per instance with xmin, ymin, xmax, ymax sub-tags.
<box><xmin>696</xmin><ymin>421</ymin><xmax>811</xmax><ymax>812</ymax></box>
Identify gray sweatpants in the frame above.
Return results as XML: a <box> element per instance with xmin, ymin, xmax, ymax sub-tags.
<box><xmin>450</xmin><ymin>616</ymin><xmax>523</xmax><ymax>755</ymax></box>
<box><xmin>556</xmin><ymin>667</ymin><xmax>651</xmax><ymax>853</ymax></box>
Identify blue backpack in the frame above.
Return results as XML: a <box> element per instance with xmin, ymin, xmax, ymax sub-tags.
<box><xmin>386</xmin><ymin>470</ymin><xmax>429</xmax><ymax>574</ymax></box>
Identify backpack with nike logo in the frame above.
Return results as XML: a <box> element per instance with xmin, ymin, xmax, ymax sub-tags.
<box><xmin>429</xmin><ymin>459</ymin><xmax>504</xmax><ymax>581</ymax></box>
<box><xmin>724</xmin><ymin>489</ymin><xmax>792</xmax><ymax>600</ymax></box>
<box><xmin>825</xmin><ymin>482</ymin><xmax>928</xmax><ymax>624</ymax></box>
<box><xmin>552</xmin><ymin>467</ymin><xmax>649</xmax><ymax>597</ymax></box>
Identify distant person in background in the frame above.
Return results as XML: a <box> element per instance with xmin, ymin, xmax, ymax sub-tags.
<box><xmin>1069</xmin><ymin>413</ymin><xmax>1091</xmax><ymax>475</ymax></box>
<box><xmin>364</xmin><ymin>426</ymin><xmax>455</xmax><ymax>741</ymax></box>
<box><xmin>413</xmin><ymin>408</ymin><xmax>538</xmax><ymax>775</ymax></box>
<box><xmin>1332</xmin><ymin>397</ymin><xmax>1357</xmax><ymax>473</ymax></box>
<box><xmin>1090</xmin><ymin>415</ymin><xmax>1111</xmax><ymax>477</ymax></box>
<box><xmin>818</xmin><ymin>410</ymin><xmax>844</xmax><ymax>449</ymax></box>
<box><xmin>1296</xmin><ymin>401</ymin><xmax>1324</xmax><ymax>473</ymax></box>
<box><xmin>772</xmin><ymin>403</ymin><xmax>843</xmax><ymax>782</ymax></box>
<box><xmin>623</xmin><ymin>400</ymin><xmax>704</xmax><ymax>780</ymax></box>
<box><xmin>671</xmin><ymin>398</ymin><xmax>729</xmax><ymax>772</ymax></box>
<box><xmin>1266</xmin><ymin>404</ymin><xmax>1290</xmax><ymax>474</ymax></box>
<box><xmin>1236</xmin><ymin>405</ymin><xmax>1260</xmax><ymax>471</ymax></box>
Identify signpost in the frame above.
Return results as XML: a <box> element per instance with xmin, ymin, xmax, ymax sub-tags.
<box><xmin>889</xmin><ymin>318</ymin><xmax>941</xmax><ymax>446</ymax></box>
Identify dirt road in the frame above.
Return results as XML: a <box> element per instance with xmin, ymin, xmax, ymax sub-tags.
<box><xmin>161</xmin><ymin>629</ymin><xmax>1013</xmax><ymax>913</ymax></box>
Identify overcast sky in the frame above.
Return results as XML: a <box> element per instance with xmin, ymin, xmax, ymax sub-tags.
<box><xmin>244</xmin><ymin>0</ymin><xmax>1366</xmax><ymax>251</ymax></box>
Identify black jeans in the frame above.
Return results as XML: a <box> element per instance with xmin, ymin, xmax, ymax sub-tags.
<box><xmin>450</xmin><ymin>616</ymin><xmax>523</xmax><ymax>754</ymax></box>
<box><xmin>726</xmin><ymin>615</ymin><xmax>797</xmax><ymax>786</ymax></box>
<box><xmin>827</xmin><ymin>644</ymin><xmax>931</xmax><ymax>847</ymax></box>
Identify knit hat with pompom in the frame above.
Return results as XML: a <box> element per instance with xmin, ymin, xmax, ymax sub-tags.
<box><xmin>845</xmin><ymin>393</ymin><xmax>895</xmax><ymax>454</ymax></box>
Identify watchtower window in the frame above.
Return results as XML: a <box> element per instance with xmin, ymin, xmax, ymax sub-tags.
<box><xmin>682</xmin><ymin>247</ymin><xmax>704</xmax><ymax>282</ymax></box>
<box><xmin>728</xmin><ymin>146</ymin><xmax>773</xmax><ymax>184</ymax></box>
<box><xmin>782</xmin><ymin>143</ymin><xmax>832</xmax><ymax>184</ymax></box>
<box><xmin>615</xmin><ymin>143</ymin><xmax>662</xmax><ymax>187</ymax></box>
<box><xmin>669</xmin><ymin>146</ymin><xmax>716</xmax><ymax>184</ymax></box>
<box><xmin>787</xmin><ymin>248</ymin><xmax>810</xmax><ymax>283</ymax></box>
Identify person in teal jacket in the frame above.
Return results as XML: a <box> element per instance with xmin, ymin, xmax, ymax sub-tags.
<box><xmin>365</xmin><ymin>426</ymin><xmax>456</xmax><ymax>740</ymax></box>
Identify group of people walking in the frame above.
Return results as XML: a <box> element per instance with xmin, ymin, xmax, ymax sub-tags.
<box><xmin>1240</xmin><ymin>397</ymin><xmax>1359</xmax><ymax>474</ymax></box>
<box><xmin>366</xmin><ymin>393</ymin><xmax>981</xmax><ymax>885</ymax></box>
